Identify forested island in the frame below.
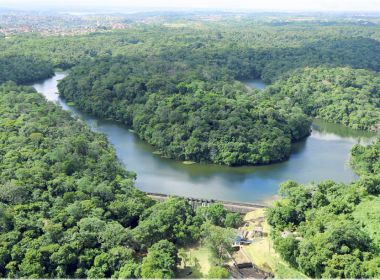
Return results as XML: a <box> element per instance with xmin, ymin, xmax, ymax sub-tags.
<box><xmin>0</xmin><ymin>13</ymin><xmax>379</xmax><ymax>279</ymax></box>
<box><xmin>55</xmin><ymin>35</ymin><xmax>380</xmax><ymax>164</ymax></box>
<box><xmin>58</xmin><ymin>56</ymin><xmax>310</xmax><ymax>165</ymax></box>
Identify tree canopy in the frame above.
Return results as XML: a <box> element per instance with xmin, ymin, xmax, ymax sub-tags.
<box><xmin>57</xmin><ymin>55</ymin><xmax>311</xmax><ymax>166</ymax></box>
<box><xmin>0</xmin><ymin>56</ymin><xmax>54</xmax><ymax>84</ymax></box>
<box><xmin>268</xmin><ymin>67</ymin><xmax>380</xmax><ymax>131</ymax></box>
<box><xmin>0</xmin><ymin>82</ymin><xmax>241</xmax><ymax>278</ymax></box>
<box><xmin>1</xmin><ymin>17</ymin><xmax>379</xmax><ymax>278</ymax></box>
<box><xmin>267</xmin><ymin>139</ymin><xmax>380</xmax><ymax>278</ymax></box>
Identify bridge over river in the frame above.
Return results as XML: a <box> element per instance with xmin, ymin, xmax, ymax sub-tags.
<box><xmin>145</xmin><ymin>192</ymin><xmax>268</xmax><ymax>214</ymax></box>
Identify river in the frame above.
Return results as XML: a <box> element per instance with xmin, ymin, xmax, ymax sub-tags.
<box><xmin>33</xmin><ymin>73</ymin><xmax>377</xmax><ymax>204</ymax></box>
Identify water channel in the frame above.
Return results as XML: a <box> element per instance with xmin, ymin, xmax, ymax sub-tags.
<box><xmin>33</xmin><ymin>73</ymin><xmax>377</xmax><ymax>204</ymax></box>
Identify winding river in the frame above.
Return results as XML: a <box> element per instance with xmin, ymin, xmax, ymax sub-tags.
<box><xmin>33</xmin><ymin>73</ymin><xmax>377</xmax><ymax>204</ymax></box>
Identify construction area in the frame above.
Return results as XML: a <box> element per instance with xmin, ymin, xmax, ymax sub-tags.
<box><xmin>229</xmin><ymin>209</ymin><xmax>272</xmax><ymax>278</ymax></box>
<box><xmin>232</xmin><ymin>209</ymin><xmax>306</xmax><ymax>279</ymax></box>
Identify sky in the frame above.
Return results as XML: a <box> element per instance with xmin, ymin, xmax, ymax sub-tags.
<box><xmin>0</xmin><ymin>0</ymin><xmax>379</xmax><ymax>12</ymax></box>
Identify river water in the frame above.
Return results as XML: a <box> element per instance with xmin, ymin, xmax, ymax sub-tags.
<box><xmin>33</xmin><ymin>73</ymin><xmax>377</xmax><ymax>204</ymax></box>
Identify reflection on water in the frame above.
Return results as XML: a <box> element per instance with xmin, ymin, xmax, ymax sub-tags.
<box><xmin>311</xmin><ymin>120</ymin><xmax>376</xmax><ymax>144</ymax></box>
<box><xmin>243</xmin><ymin>79</ymin><xmax>268</xmax><ymax>90</ymax></box>
<box><xmin>33</xmin><ymin>73</ymin><xmax>378</xmax><ymax>204</ymax></box>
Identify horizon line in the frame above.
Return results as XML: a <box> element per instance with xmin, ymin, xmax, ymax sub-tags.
<box><xmin>2</xmin><ymin>5</ymin><xmax>380</xmax><ymax>14</ymax></box>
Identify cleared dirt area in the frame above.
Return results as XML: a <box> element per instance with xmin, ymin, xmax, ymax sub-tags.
<box><xmin>240</xmin><ymin>209</ymin><xmax>307</xmax><ymax>279</ymax></box>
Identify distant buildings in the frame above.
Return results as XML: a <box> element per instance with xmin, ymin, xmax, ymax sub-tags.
<box><xmin>0</xmin><ymin>13</ymin><xmax>130</xmax><ymax>36</ymax></box>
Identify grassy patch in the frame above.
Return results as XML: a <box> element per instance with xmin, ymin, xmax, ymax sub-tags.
<box><xmin>245</xmin><ymin>208</ymin><xmax>266</xmax><ymax>221</ymax></box>
<box><xmin>176</xmin><ymin>244</ymin><xmax>212</xmax><ymax>278</ymax></box>
<box><xmin>353</xmin><ymin>196</ymin><xmax>380</xmax><ymax>246</ymax></box>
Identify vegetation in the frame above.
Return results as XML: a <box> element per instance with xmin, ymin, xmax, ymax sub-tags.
<box><xmin>2</xmin><ymin>22</ymin><xmax>380</xmax><ymax>79</ymax></box>
<box><xmin>268</xmin><ymin>67</ymin><xmax>380</xmax><ymax>131</ymax></box>
<box><xmin>351</xmin><ymin>139</ymin><xmax>380</xmax><ymax>177</ymax></box>
<box><xmin>207</xmin><ymin>266</ymin><xmax>230</xmax><ymax>279</ymax></box>
<box><xmin>194</xmin><ymin>203</ymin><xmax>242</xmax><ymax>228</ymax></box>
<box><xmin>201</xmin><ymin>223</ymin><xmax>235</xmax><ymax>265</ymax></box>
<box><xmin>0</xmin><ymin>82</ymin><xmax>145</xmax><ymax>278</ymax></box>
<box><xmin>177</xmin><ymin>244</ymin><xmax>212</xmax><ymax>278</ymax></box>
<box><xmin>1</xmin><ymin>17</ymin><xmax>380</xmax><ymax>278</ymax></box>
<box><xmin>267</xmin><ymin>140</ymin><xmax>380</xmax><ymax>278</ymax></box>
<box><xmin>141</xmin><ymin>240</ymin><xmax>178</xmax><ymax>279</ymax></box>
<box><xmin>57</xmin><ymin>55</ymin><xmax>310</xmax><ymax>166</ymax></box>
<box><xmin>44</xmin><ymin>22</ymin><xmax>380</xmax><ymax>164</ymax></box>
<box><xmin>241</xmin><ymin>209</ymin><xmax>307</xmax><ymax>278</ymax></box>
<box><xmin>0</xmin><ymin>56</ymin><xmax>54</xmax><ymax>84</ymax></box>
<box><xmin>0</xmin><ymin>82</ymin><xmax>239</xmax><ymax>278</ymax></box>
<box><xmin>1</xmin><ymin>21</ymin><xmax>380</xmax><ymax>162</ymax></box>
<box><xmin>353</xmin><ymin>197</ymin><xmax>380</xmax><ymax>248</ymax></box>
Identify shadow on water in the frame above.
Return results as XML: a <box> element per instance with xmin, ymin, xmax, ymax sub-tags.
<box><xmin>33</xmin><ymin>73</ymin><xmax>378</xmax><ymax>204</ymax></box>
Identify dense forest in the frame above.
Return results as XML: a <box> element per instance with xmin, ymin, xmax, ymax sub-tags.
<box><xmin>0</xmin><ymin>82</ymin><xmax>240</xmax><ymax>278</ymax></box>
<box><xmin>268</xmin><ymin>67</ymin><xmax>380</xmax><ymax>130</ymax></box>
<box><xmin>267</xmin><ymin>139</ymin><xmax>380</xmax><ymax>278</ymax></box>
<box><xmin>2</xmin><ymin>30</ymin><xmax>379</xmax><ymax>141</ymax></box>
<box><xmin>0</xmin><ymin>56</ymin><xmax>54</xmax><ymax>84</ymax></box>
<box><xmin>58</xmin><ymin>56</ymin><xmax>310</xmax><ymax>165</ymax></box>
<box><xmin>2</xmin><ymin>23</ymin><xmax>380</xmax><ymax>79</ymax></box>
<box><xmin>0</xmin><ymin>18</ymin><xmax>379</xmax><ymax>278</ymax></box>
<box><xmin>351</xmin><ymin>139</ymin><xmax>380</xmax><ymax>177</ymax></box>
<box><xmin>51</xmin><ymin>22</ymin><xmax>380</xmax><ymax>164</ymax></box>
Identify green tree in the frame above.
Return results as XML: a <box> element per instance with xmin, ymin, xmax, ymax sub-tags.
<box><xmin>224</xmin><ymin>212</ymin><xmax>242</xmax><ymax>228</ymax></box>
<box><xmin>141</xmin><ymin>240</ymin><xmax>178</xmax><ymax>279</ymax></box>
<box><xmin>207</xmin><ymin>266</ymin><xmax>230</xmax><ymax>279</ymax></box>
<box><xmin>273</xmin><ymin>236</ymin><xmax>299</xmax><ymax>267</ymax></box>
<box><xmin>178</xmin><ymin>248</ymin><xmax>189</xmax><ymax>268</ymax></box>
<box><xmin>202</xmin><ymin>223</ymin><xmax>235</xmax><ymax>265</ymax></box>
<box><xmin>196</xmin><ymin>204</ymin><xmax>227</xmax><ymax>226</ymax></box>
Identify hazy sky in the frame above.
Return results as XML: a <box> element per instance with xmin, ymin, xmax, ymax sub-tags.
<box><xmin>1</xmin><ymin>0</ymin><xmax>379</xmax><ymax>12</ymax></box>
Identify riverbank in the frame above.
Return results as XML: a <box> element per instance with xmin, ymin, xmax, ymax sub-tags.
<box><xmin>33</xmin><ymin>73</ymin><xmax>376</xmax><ymax>204</ymax></box>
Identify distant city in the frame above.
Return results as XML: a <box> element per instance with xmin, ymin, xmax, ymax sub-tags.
<box><xmin>1</xmin><ymin>8</ymin><xmax>380</xmax><ymax>36</ymax></box>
